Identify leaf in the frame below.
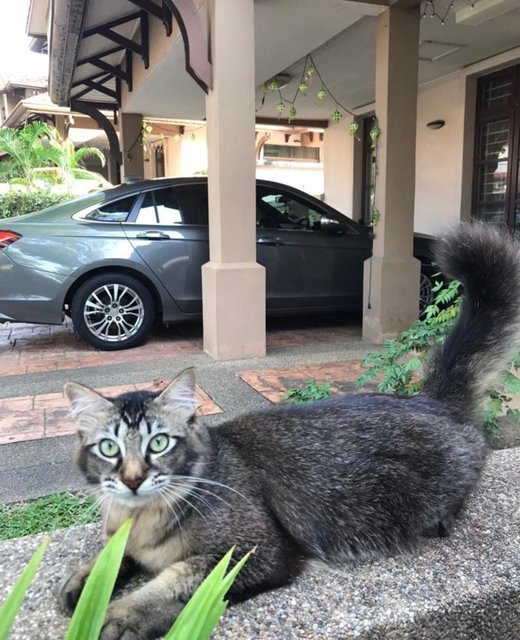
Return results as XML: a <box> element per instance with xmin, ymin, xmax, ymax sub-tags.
<box><xmin>65</xmin><ymin>519</ymin><xmax>132</xmax><ymax>640</ymax></box>
<box><xmin>502</xmin><ymin>371</ymin><xmax>520</xmax><ymax>394</ymax></box>
<box><xmin>0</xmin><ymin>538</ymin><xmax>49</xmax><ymax>640</ymax></box>
<box><xmin>165</xmin><ymin>549</ymin><xmax>251</xmax><ymax>640</ymax></box>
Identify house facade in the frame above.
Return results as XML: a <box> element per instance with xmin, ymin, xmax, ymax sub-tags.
<box><xmin>25</xmin><ymin>0</ymin><xmax>520</xmax><ymax>358</ymax></box>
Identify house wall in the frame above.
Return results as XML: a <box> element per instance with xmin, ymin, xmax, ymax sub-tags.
<box><xmin>414</xmin><ymin>73</ymin><xmax>468</xmax><ymax>235</ymax></box>
<box><xmin>152</xmin><ymin>126</ymin><xmax>325</xmax><ymax>196</ymax></box>
<box><xmin>414</xmin><ymin>47</ymin><xmax>520</xmax><ymax>235</ymax></box>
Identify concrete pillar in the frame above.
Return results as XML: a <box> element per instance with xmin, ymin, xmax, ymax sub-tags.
<box><xmin>120</xmin><ymin>113</ymin><xmax>144</xmax><ymax>181</ymax></box>
<box><xmin>323</xmin><ymin>119</ymin><xmax>356</xmax><ymax>217</ymax></box>
<box><xmin>202</xmin><ymin>0</ymin><xmax>266</xmax><ymax>359</ymax></box>
<box><xmin>54</xmin><ymin>114</ymin><xmax>68</xmax><ymax>140</ymax></box>
<box><xmin>362</xmin><ymin>3</ymin><xmax>421</xmax><ymax>343</ymax></box>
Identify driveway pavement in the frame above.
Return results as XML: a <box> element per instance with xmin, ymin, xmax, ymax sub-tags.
<box><xmin>1</xmin><ymin>317</ymin><xmax>520</xmax><ymax>639</ymax></box>
<box><xmin>0</xmin><ymin>314</ymin><xmax>370</xmax><ymax>502</ymax></box>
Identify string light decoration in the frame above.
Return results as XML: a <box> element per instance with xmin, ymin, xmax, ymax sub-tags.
<box><xmin>421</xmin><ymin>0</ymin><xmax>478</xmax><ymax>25</ymax></box>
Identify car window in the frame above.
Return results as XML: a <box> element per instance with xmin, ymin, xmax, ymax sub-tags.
<box><xmin>78</xmin><ymin>195</ymin><xmax>137</xmax><ymax>222</ymax></box>
<box><xmin>257</xmin><ymin>189</ymin><xmax>354</xmax><ymax>233</ymax></box>
<box><xmin>134</xmin><ymin>186</ymin><xmax>208</xmax><ymax>226</ymax></box>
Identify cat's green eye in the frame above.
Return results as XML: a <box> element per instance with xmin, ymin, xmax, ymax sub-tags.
<box><xmin>148</xmin><ymin>434</ymin><xmax>170</xmax><ymax>454</ymax></box>
<box><xmin>99</xmin><ymin>439</ymin><xmax>120</xmax><ymax>458</ymax></box>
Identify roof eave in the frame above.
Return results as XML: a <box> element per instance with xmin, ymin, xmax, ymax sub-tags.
<box><xmin>48</xmin><ymin>0</ymin><xmax>89</xmax><ymax>106</ymax></box>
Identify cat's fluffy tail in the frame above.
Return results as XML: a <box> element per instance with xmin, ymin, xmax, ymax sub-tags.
<box><xmin>423</xmin><ymin>223</ymin><xmax>520</xmax><ymax>423</ymax></box>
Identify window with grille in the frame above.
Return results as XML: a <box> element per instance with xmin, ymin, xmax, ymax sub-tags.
<box><xmin>472</xmin><ymin>65</ymin><xmax>520</xmax><ymax>232</ymax></box>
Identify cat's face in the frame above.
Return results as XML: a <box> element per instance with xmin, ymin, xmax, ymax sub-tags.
<box><xmin>64</xmin><ymin>369</ymin><xmax>207</xmax><ymax>508</ymax></box>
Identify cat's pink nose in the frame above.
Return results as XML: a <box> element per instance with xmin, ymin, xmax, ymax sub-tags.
<box><xmin>123</xmin><ymin>477</ymin><xmax>144</xmax><ymax>492</ymax></box>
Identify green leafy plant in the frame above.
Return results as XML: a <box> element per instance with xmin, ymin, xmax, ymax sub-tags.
<box><xmin>284</xmin><ymin>379</ymin><xmax>333</xmax><ymax>404</ymax></box>
<box><xmin>0</xmin><ymin>123</ymin><xmax>106</xmax><ymax>192</ymax></box>
<box><xmin>65</xmin><ymin>519</ymin><xmax>132</xmax><ymax>640</ymax></box>
<box><xmin>0</xmin><ymin>188</ymin><xmax>70</xmax><ymax>218</ymax></box>
<box><xmin>0</xmin><ymin>538</ymin><xmax>48</xmax><ymax>639</ymax></box>
<box><xmin>356</xmin><ymin>277</ymin><xmax>520</xmax><ymax>434</ymax></box>
<box><xmin>0</xmin><ymin>519</ymin><xmax>249</xmax><ymax>640</ymax></box>
<box><xmin>166</xmin><ymin>547</ymin><xmax>251</xmax><ymax>640</ymax></box>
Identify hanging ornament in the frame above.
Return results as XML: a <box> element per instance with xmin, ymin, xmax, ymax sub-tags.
<box><xmin>299</xmin><ymin>80</ymin><xmax>309</xmax><ymax>94</ymax></box>
<box><xmin>317</xmin><ymin>88</ymin><xmax>327</xmax><ymax>100</ymax></box>
<box><xmin>266</xmin><ymin>78</ymin><xmax>280</xmax><ymax>91</ymax></box>
<box><xmin>276</xmin><ymin>101</ymin><xmax>286</xmax><ymax>113</ymax></box>
<box><xmin>349</xmin><ymin>121</ymin><xmax>359</xmax><ymax>136</ymax></box>
<box><xmin>306</xmin><ymin>66</ymin><xmax>315</xmax><ymax>79</ymax></box>
<box><xmin>288</xmin><ymin>106</ymin><xmax>297</xmax><ymax>122</ymax></box>
<box><xmin>331</xmin><ymin>109</ymin><xmax>343</xmax><ymax>123</ymax></box>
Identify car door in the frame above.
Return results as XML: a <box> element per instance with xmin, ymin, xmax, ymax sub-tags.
<box><xmin>121</xmin><ymin>185</ymin><xmax>209</xmax><ymax>314</ymax></box>
<box><xmin>256</xmin><ymin>186</ymin><xmax>371</xmax><ymax>311</ymax></box>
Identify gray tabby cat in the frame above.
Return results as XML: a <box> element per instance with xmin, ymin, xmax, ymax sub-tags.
<box><xmin>61</xmin><ymin>223</ymin><xmax>520</xmax><ymax>640</ymax></box>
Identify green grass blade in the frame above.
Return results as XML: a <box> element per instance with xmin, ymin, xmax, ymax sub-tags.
<box><xmin>165</xmin><ymin>549</ymin><xmax>232</xmax><ymax>640</ymax></box>
<box><xmin>195</xmin><ymin>550</ymin><xmax>252</xmax><ymax>639</ymax></box>
<box><xmin>0</xmin><ymin>537</ymin><xmax>49</xmax><ymax>640</ymax></box>
<box><xmin>65</xmin><ymin>518</ymin><xmax>132</xmax><ymax>640</ymax></box>
<box><xmin>165</xmin><ymin>548</ymin><xmax>250</xmax><ymax>640</ymax></box>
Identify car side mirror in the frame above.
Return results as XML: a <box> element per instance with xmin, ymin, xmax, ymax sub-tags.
<box><xmin>321</xmin><ymin>217</ymin><xmax>346</xmax><ymax>235</ymax></box>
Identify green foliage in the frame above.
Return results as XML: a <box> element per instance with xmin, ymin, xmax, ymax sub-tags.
<box><xmin>0</xmin><ymin>188</ymin><xmax>70</xmax><ymax>219</ymax></box>
<box><xmin>0</xmin><ymin>538</ymin><xmax>48</xmax><ymax>640</ymax></box>
<box><xmin>0</xmin><ymin>122</ymin><xmax>58</xmax><ymax>187</ymax></box>
<box><xmin>166</xmin><ymin>547</ymin><xmax>251</xmax><ymax>640</ymax></box>
<box><xmin>0</xmin><ymin>492</ymin><xmax>100</xmax><ymax>540</ymax></box>
<box><xmin>65</xmin><ymin>519</ymin><xmax>132</xmax><ymax>640</ymax></box>
<box><xmin>0</xmin><ymin>123</ymin><xmax>106</xmax><ymax>191</ymax></box>
<box><xmin>0</xmin><ymin>519</ymin><xmax>248</xmax><ymax>640</ymax></box>
<box><xmin>356</xmin><ymin>278</ymin><xmax>520</xmax><ymax>434</ymax></box>
<box><xmin>284</xmin><ymin>379</ymin><xmax>333</xmax><ymax>404</ymax></box>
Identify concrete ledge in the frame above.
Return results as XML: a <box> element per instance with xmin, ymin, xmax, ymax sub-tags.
<box><xmin>1</xmin><ymin>448</ymin><xmax>519</xmax><ymax>639</ymax></box>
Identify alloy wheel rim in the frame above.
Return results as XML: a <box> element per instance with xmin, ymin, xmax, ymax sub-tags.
<box><xmin>83</xmin><ymin>284</ymin><xmax>145</xmax><ymax>342</ymax></box>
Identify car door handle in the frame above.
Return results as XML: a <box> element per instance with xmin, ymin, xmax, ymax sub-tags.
<box><xmin>136</xmin><ymin>231</ymin><xmax>171</xmax><ymax>240</ymax></box>
<box><xmin>257</xmin><ymin>237</ymin><xmax>285</xmax><ymax>246</ymax></box>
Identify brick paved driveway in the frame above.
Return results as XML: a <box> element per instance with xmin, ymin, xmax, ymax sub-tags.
<box><xmin>0</xmin><ymin>317</ymin><xmax>364</xmax><ymax>446</ymax></box>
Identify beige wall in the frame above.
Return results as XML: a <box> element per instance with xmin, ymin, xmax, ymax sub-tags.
<box><xmin>414</xmin><ymin>73</ymin><xmax>467</xmax><ymax>235</ymax></box>
<box><xmin>323</xmin><ymin>119</ymin><xmax>355</xmax><ymax>215</ymax></box>
<box><xmin>414</xmin><ymin>47</ymin><xmax>520</xmax><ymax>235</ymax></box>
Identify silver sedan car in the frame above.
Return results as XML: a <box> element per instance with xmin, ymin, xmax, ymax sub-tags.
<box><xmin>0</xmin><ymin>178</ymin><xmax>435</xmax><ymax>350</ymax></box>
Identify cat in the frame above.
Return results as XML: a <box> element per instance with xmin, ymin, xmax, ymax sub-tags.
<box><xmin>61</xmin><ymin>223</ymin><xmax>520</xmax><ymax>640</ymax></box>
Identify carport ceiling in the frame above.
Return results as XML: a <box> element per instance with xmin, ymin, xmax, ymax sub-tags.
<box><xmin>67</xmin><ymin>0</ymin><xmax>520</xmax><ymax>120</ymax></box>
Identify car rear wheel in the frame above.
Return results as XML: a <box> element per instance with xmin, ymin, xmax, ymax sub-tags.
<box><xmin>71</xmin><ymin>273</ymin><xmax>155</xmax><ymax>350</ymax></box>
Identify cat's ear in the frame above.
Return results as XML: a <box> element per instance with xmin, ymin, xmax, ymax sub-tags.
<box><xmin>64</xmin><ymin>382</ymin><xmax>114</xmax><ymax>433</ymax></box>
<box><xmin>154</xmin><ymin>368</ymin><xmax>197</xmax><ymax>421</ymax></box>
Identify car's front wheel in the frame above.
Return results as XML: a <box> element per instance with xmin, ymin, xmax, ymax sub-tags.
<box><xmin>71</xmin><ymin>273</ymin><xmax>155</xmax><ymax>350</ymax></box>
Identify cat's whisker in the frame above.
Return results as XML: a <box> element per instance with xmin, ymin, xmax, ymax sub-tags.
<box><xmin>171</xmin><ymin>481</ymin><xmax>233</xmax><ymax>514</ymax></box>
<box><xmin>159</xmin><ymin>485</ymin><xmax>210</xmax><ymax>525</ymax></box>
<box><xmin>172</xmin><ymin>475</ymin><xmax>254</xmax><ymax>506</ymax></box>
<box><xmin>169</xmin><ymin>482</ymin><xmax>221</xmax><ymax>516</ymax></box>
<box><xmin>157</xmin><ymin>489</ymin><xmax>184</xmax><ymax>534</ymax></box>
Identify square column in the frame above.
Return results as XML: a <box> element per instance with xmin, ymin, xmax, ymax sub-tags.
<box><xmin>202</xmin><ymin>0</ymin><xmax>266</xmax><ymax>359</ymax></box>
<box><xmin>363</xmin><ymin>2</ymin><xmax>421</xmax><ymax>343</ymax></box>
<box><xmin>120</xmin><ymin>113</ymin><xmax>144</xmax><ymax>181</ymax></box>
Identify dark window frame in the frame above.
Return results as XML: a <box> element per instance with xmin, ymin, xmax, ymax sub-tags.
<box><xmin>360</xmin><ymin>115</ymin><xmax>376</xmax><ymax>226</ymax></box>
<box><xmin>472</xmin><ymin>64</ymin><xmax>520</xmax><ymax>230</ymax></box>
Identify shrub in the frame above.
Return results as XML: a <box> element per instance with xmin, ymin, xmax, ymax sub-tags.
<box><xmin>0</xmin><ymin>189</ymin><xmax>70</xmax><ymax>219</ymax></box>
<box><xmin>284</xmin><ymin>379</ymin><xmax>333</xmax><ymax>403</ymax></box>
<box><xmin>356</xmin><ymin>277</ymin><xmax>520</xmax><ymax>434</ymax></box>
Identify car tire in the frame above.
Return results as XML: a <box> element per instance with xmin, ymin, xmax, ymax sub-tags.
<box><xmin>71</xmin><ymin>273</ymin><xmax>155</xmax><ymax>350</ymax></box>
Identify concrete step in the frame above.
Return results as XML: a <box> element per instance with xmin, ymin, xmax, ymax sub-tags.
<box><xmin>0</xmin><ymin>448</ymin><xmax>518</xmax><ymax>640</ymax></box>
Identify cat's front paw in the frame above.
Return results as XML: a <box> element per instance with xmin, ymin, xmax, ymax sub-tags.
<box><xmin>59</xmin><ymin>564</ymin><xmax>91</xmax><ymax>611</ymax></box>
<box><xmin>101</xmin><ymin>600</ymin><xmax>146</xmax><ymax>640</ymax></box>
